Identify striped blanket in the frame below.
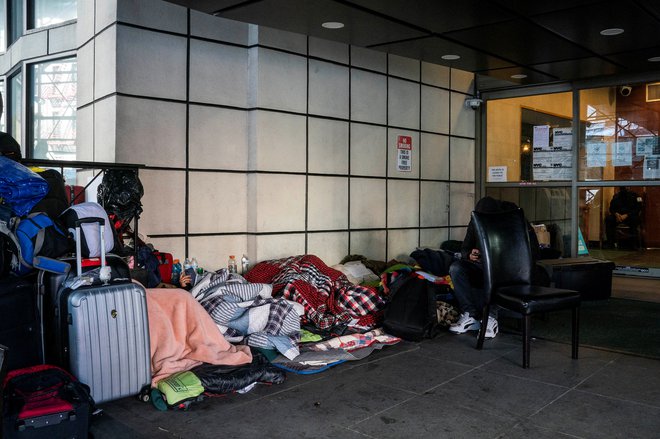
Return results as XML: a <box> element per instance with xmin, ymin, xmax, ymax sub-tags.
<box><xmin>190</xmin><ymin>269</ymin><xmax>301</xmax><ymax>360</ymax></box>
<box><xmin>244</xmin><ymin>255</ymin><xmax>386</xmax><ymax>331</ymax></box>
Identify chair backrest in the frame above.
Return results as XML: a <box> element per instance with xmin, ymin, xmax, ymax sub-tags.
<box><xmin>471</xmin><ymin>208</ymin><xmax>533</xmax><ymax>298</ymax></box>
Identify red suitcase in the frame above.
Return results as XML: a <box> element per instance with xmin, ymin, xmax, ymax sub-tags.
<box><xmin>154</xmin><ymin>251</ymin><xmax>173</xmax><ymax>284</ymax></box>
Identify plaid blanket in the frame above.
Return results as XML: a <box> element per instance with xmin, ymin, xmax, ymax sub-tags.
<box><xmin>190</xmin><ymin>269</ymin><xmax>301</xmax><ymax>360</ymax></box>
<box><xmin>245</xmin><ymin>255</ymin><xmax>386</xmax><ymax>330</ymax></box>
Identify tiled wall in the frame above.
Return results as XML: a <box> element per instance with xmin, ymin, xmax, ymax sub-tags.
<box><xmin>77</xmin><ymin>0</ymin><xmax>477</xmax><ymax>270</ymax></box>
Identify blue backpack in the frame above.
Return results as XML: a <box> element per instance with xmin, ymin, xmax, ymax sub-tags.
<box><xmin>10</xmin><ymin>212</ymin><xmax>72</xmax><ymax>275</ymax></box>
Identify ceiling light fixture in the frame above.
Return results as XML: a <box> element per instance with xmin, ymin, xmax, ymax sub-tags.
<box><xmin>322</xmin><ymin>21</ymin><xmax>344</xmax><ymax>29</ymax></box>
<box><xmin>600</xmin><ymin>28</ymin><xmax>624</xmax><ymax>36</ymax></box>
<box><xmin>441</xmin><ymin>54</ymin><xmax>460</xmax><ymax>60</ymax></box>
<box><xmin>511</xmin><ymin>74</ymin><xmax>527</xmax><ymax>79</ymax></box>
<box><xmin>648</xmin><ymin>56</ymin><xmax>660</xmax><ymax>62</ymax></box>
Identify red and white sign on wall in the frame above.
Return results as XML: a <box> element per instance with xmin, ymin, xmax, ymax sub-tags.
<box><xmin>397</xmin><ymin>135</ymin><xmax>412</xmax><ymax>172</ymax></box>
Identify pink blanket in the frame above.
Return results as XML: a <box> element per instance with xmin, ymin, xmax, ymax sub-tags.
<box><xmin>146</xmin><ymin>288</ymin><xmax>252</xmax><ymax>384</ymax></box>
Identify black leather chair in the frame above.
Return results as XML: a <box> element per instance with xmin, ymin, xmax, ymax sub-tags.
<box><xmin>471</xmin><ymin>208</ymin><xmax>581</xmax><ymax>368</ymax></box>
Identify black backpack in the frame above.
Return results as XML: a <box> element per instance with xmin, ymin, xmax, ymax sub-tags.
<box><xmin>382</xmin><ymin>275</ymin><xmax>440</xmax><ymax>342</ymax></box>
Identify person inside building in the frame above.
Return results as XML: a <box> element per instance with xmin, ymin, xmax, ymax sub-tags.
<box><xmin>448</xmin><ymin>196</ymin><xmax>542</xmax><ymax>339</ymax></box>
<box><xmin>604</xmin><ymin>186</ymin><xmax>641</xmax><ymax>249</ymax></box>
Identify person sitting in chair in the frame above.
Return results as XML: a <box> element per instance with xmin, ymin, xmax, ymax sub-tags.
<box><xmin>604</xmin><ymin>187</ymin><xmax>641</xmax><ymax>249</ymax></box>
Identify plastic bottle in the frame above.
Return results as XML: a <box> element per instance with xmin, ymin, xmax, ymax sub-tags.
<box><xmin>183</xmin><ymin>257</ymin><xmax>194</xmax><ymax>277</ymax></box>
<box><xmin>228</xmin><ymin>255</ymin><xmax>238</xmax><ymax>274</ymax></box>
<box><xmin>191</xmin><ymin>257</ymin><xmax>199</xmax><ymax>273</ymax></box>
<box><xmin>171</xmin><ymin>259</ymin><xmax>182</xmax><ymax>286</ymax></box>
<box><xmin>240</xmin><ymin>255</ymin><xmax>250</xmax><ymax>275</ymax></box>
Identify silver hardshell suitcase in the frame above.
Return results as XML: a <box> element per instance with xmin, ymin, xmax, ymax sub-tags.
<box><xmin>66</xmin><ymin>217</ymin><xmax>150</xmax><ymax>403</ymax></box>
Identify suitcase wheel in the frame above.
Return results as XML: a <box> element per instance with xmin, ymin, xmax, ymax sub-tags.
<box><xmin>138</xmin><ymin>386</ymin><xmax>151</xmax><ymax>403</ymax></box>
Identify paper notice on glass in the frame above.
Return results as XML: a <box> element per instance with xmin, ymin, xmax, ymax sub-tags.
<box><xmin>586</xmin><ymin>142</ymin><xmax>607</xmax><ymax>167</ymax></box>
<box><xmin>643</xmin><ymin>155</ymin><xmax>660</xmax><ymax>179</ymax></box>
<box><xmin>613</xmin><ymin>141</ymin><xmax>633</xmax><ymax>167</ymax></box>
<box><xmin>533</xmin><ymin>125</ymin><xmax>550</xmax><ymax>151</ymax></box>
<box><xmin>552</xmin><ymin>127</ymin><xmax>572</xmax><ymax>151</ymax></box>
<box><xmin>533</xmin><ymin>151</ymin><xmax>572</xmax><ymax>169</ymax></box>
<box><xmin>636</xmin><ymin>136</ymin><xmax>658</xmax><ymax>156</ymax></box>
<box><xmin>488</xmin><ymin>166</ymin><xmax>507</xmax><ymax>182</ymax></box>
<box><xmin>533</xmin><ymin>167</ymin><xmax>572</xmax><ymax>181</ymax></box>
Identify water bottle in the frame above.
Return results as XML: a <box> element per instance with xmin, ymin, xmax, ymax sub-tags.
<box><xmin>228</xmin><ymin>255</ymin><xmax>238</xmax><ymax>274</ymax></box>
<box><xmin>171</xmin><ymin>259</ymin><xmax>182</xmax><ymax>286</ymax></box>
<box><xmin>241</xmin><ymin>255</ymin><xmax>250</xmax><ymax>275</ymax></box>
<box><xmin>183</xmin><ymin>257</ymin><xmax>194</xmax><ymax>277</ymax></box>
<box><xmin>191</xmin><ymin>257</ymin><xmax>199</xmax><ymax>273</ymax></box>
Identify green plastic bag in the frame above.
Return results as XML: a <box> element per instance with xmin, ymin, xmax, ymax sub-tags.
<box><xmin>157</xmin><ymin>371</ymin><xmax>204</xmax><ymax>408</ymax></box>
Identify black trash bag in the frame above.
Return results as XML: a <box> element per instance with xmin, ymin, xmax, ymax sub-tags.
<box><xmin>97</xmin><ymin>170</ymin><xmax>144</xmax><ymax>223</ymax></box>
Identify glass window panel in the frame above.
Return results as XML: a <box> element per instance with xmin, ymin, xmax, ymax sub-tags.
<box><xmin>31</xmin><ymin>58</ymin><xmax>77</xmax><ymax>160</ymax></box>
<box><xmin>9</xmin><ymin>72</ymin><xmax>22</xmax><ymax>148</ymax></box>
<box><xmin>0</xmin><ymin>1</ymin><xmax>6</xmax><ymax>52</ymax></box>
<box><xmin>0</xmin><ymin>81</ymin><xmax>6</xmax><ymax>132</ymax></box>
<box><xmin>580</xmin><ymin>185</ymin><xmax>660</xmax><ymax>273</ymax></box>
<box><xmin>485</xmin><ymin>186</ymin><xmax>573</xmax><ymax>257</ymax></box>
<box><xmin>8</xmin><ymin>0</ymin><xmax>23</xmax><ymax>46</ymax></box>
<box><xmin>580</xmin><ymin>84</ymin><xmax>660</xmax><ymax>181</ymax></box>
<box><xmin>486</xmin><ymin>92</ymin><xmax>573</xmax><ymax>183</ymax></box>
<box><xmin>30</xmin><ymin>0</ymin><xmax>77</xmax><ymax>29</ymax></box>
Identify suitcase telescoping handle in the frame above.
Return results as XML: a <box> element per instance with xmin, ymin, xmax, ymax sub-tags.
<box><xmin>74</xmin><ymin>217</ymin><xmax>106</xmax><ymax>277</ymax></box>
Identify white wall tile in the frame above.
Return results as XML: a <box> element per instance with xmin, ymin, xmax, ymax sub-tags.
<box><xmin>387</xmin><ymin>229</ymin><xmax>418</xmax><ymax>263</ymax></box>
<box><xmin>350</xmin><ymin>178</ymin><xmax>386</xmax><ymax>229</ymax></box>
<box><xmin>350</xmin><ymin>231</ymin><xmax>386</xmax><ymax>261</ymax></box>
<box><xmin>350</xmin><ymin>124</ymin><xmax>386</xmax><ymax>177</ymax></box>
<box><xmin>450</xmin><ymin>137</ymin><xmax>475</xmax><ymax>181</ymax></box>
<box><xmin>189</xmin><ymin>106</ymin><xmax>248</xmax><ymax>170</ymax></box>
<box><xmin>76</xmin><ymin>106</ymin><xmax>93</xmax><ymax>162</ymax></box>
<box><xmin>308</xmin><ymin>176</ymin><xmax>348</xmax><ymax>231</ymax></box>
<box><xmin>251</xmin><ymin>174</ymin><xmax>306</xmax><ymax>232</ymax></box>
<box><xmin>351</xmin><ymin>46</ymin><xmax>386</xmax><ymax>73</ymax></box>
<box><xmin>93</xmin><ymin>97</ymin><xmax>116</xmax><ymax>163</ymax></box>
<box><xmin>420</xmin><ymin>228</ymin><xmax>449</xmax><ymax>249</ymax></box>
<box><xmin>116</xmin><ymin>0</ymin><xmax>187</xmax><ymax>34</ymax></box>
<box><xmin>140</xmin><ymin>169</ymin><xmax>186</xmax><ymax>236</ymax></box>
<box><xmin>191</xmin><ymin>12</ymin><xmax>249</xmax><ymax>45</ymax></box>
<box><xmin>420</xmin><ymin>133</ymin><xmax>449</xmax><ymax>180</ymax></box>
<box><xmin>309</xmin><ymin>60</ymin><xmax>349</xmax><ymax>118</ymax></box>
<box><xmin>95</xmin><ymin>0</ymin><xmax>117</xmax><ymax>33</ymax></box>
<box><xmin>116</xmin><ymin>26</ymin><xmax>187</xmax><ymax>100</ymax></box>
<box><xmin>450</xmin><ymin>226</ymin><xmax>468</xmax><ymax>242</ymax></box>
<box><xmin>351</xmin><ymin>69</ymin><xmax>387</xmax><ymax>124</ymax></box>
<box><xmin>309</xmin><ymin>37</ymin><xmax>348</xmax><ymax>64</ymax></box>
<box><xmin>190</xmin><ymin>40</ymin><xmax>248</xmax><ymax>107</ymax></box>
<box><xmin>450</xmin><ymin>91</ymin><xmax>476</xmax><ymax>138</ymax></box>
<box><xmin>248</xmin><ymin>25</ymin><xmax>307</xmax><ymax>55</ymax></box>
<box><xmin>16</xmin><ymin>31</ymin><xmax>46</xmax><ymax>60</ymax></box>
<box><xmin>388</xmin><ymin>54</ymin><xmax>420</xmax><ymax>80</ymax></box>
<box><xmin>387</xmin><ymin>180</ymin><xmax>419</xmax><ymax>228</ymax></box>
<box><xmin>94</xmin><ymin>27</ymin><xmax>116</xmax><ymax>99</ymax></box>
<box><xmin>115</xmin><ymin>97</ymin><xmax>186</xmax><ymax>167</ymax></box>
<box><xmin>189</xmin><ymin>235</ymin><xmax>247</xmax><ymax>272</ymax></box>
<box><xmin>48</xmin><ymin>23</ymin><xmax>76</xmax><ymax>54</ymax></box>
<box><xmin>387</xmin><ymin>130</ymin><xmax>419</xmax><ymax>178</ymax></box>
<box><xmin>251</xmin><ymin>234</ymin><xmax>306</xmax><ymax>263</ymax></box>
<box><xmin>307</xmin><ymin>232</ymin><xmax>349</xmax><ymax>266</ymax></box>
<box><xmin>388</xmin><ymin>78</ymin><xmax>420</xmax><ymax>129</ymax></box>
<box><xmin>250</xmin><ymin>111</ymin><xmax>306</xmax><ymax>172</ymax></box>
<box><xmin>189</xmin><ymin>172</ymin><xmax>247</xmax><ymax>233</ymax></box>
<box><xmin>76</xmin><ymin>41</ymin><xmax>94</xmax><ymax>107</ymax></box>
<box><xmin>250</xmin><ymin>47</ymin><xmax>307</xmax><ymax>113</ymax></box>
<box><xmin>451</xmin><ymin>68</ymin><xmax>475</xmax><ymax>94</ymax></box>
<box><xmin>77</xmin><ymin>0</ymin><xmax>95</xmax><ymax>46</ymax></box>
<box><xmin>421</xmin><ymin>85</ymin><xmax>450</xmax><ymax>134</ymax></box>
<box><xmin>308</xmin><ymin>118</ymin><xmax>348</xmax><ymax>174</ymax></box>
<box><xmin>449</xmin><ymin>183</ymin><xmax>476</xmax><ymax>227</ymax></box>
<box><xmin>421</xmin><ymin>62</ymin><xmax>450</xmax><ymax>88</ymax></box>
<box><xmin>420</xmin><ymin>181</ymin><xmax>449</xmax><ymax>227</ymax></box>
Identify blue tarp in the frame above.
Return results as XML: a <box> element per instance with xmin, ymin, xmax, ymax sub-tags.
<box><xmin>0</xmin><ymin>156</ymin><xmax>49</xmax><ymax>217</ymax></box>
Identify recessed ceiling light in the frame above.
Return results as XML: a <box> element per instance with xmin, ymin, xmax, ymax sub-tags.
<box><xmin>441</xmin><ymin>54</ymin><xmax>460</xmax><ymax>60</ymax></box>
<box><xmin>648</xmin><ymin>56</ymin><xmax>660</xmax><ymax>62</ymax></box>
<box><xmin>511</xmin><ymin>74</ymin><xmax>527</xmax><ymax>79</ymax></box>
<box><xmin>600</xmin><ymin>28</ymin><xmax>624</xmax><ymax>36</ymax></box>
<box><xmin>322</xmin><ymin>21</ymin><xmax>344</xmax><ymax>29</ymax></box>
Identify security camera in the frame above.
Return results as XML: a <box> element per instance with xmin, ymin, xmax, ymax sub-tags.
<box><xmin>620</xmin><ymin>86</ymin><xmax>632</xmax><ymax>97</ymax></box>
<box><xmin>465</xmin><ymin>97</ymin><xmax>483</xmax><ymax>110</ymax></box>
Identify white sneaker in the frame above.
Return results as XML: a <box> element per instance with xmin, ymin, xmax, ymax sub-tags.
<box><xmin>484</xmin><ymin>316</ymin><xmax>498</xmax><ymax>339</ymax></box>
<box><xmin>449</xmin><ymin>312</ymin><xmax>480</xmax><ymax>334</ymax></box>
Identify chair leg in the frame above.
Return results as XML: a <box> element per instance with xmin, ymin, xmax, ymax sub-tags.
<box><xmin>522</xmin><ymin>315</ymin><xmax>531</xmax><ymax>369</ymax></box>
<box><xmin>476</xmin><ymin>304</ymin><xmax>490</xmax><ymax>350</ymax></box>
<box><xmin>571</xmin><ymin>306</ymin><xmax>580</xmax><ymax>359</ymax></box>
